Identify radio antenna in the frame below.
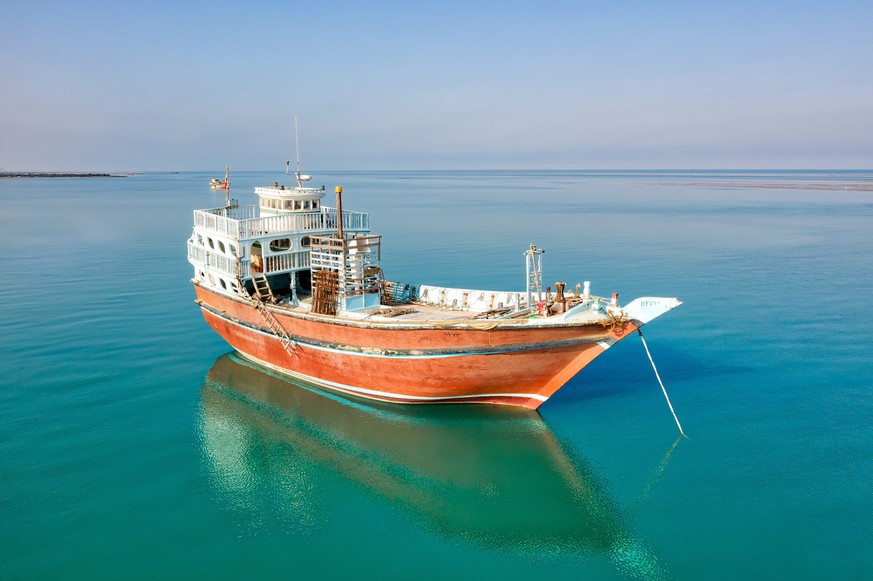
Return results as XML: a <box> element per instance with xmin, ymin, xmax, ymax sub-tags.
<box><xmin>291</xmin><ymin>116</ymin><xmax>312</xmax><ymax>188</ymax></box>
<box><xmin>295</xmin><ymin>116</ymin><xmax>302</xmax><ymax>187</ymax></box>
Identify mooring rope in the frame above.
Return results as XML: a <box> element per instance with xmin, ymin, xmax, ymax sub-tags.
<box><xmin>638</xmin><ymin>329</ymin><xmax>686</xmax><ymax>438</ymax></box>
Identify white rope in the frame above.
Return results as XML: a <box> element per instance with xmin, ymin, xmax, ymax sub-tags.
<box><xmin>638</xmin><ymin>330</ymin><xmax>686</xmax><ymax>438</ymax></box>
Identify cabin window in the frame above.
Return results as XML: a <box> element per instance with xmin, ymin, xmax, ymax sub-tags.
<box><xmin>208</xmin><ymin>237</ymin><xmax>214</xmax><ymax>249</ymax></box>
<box><xmin>313</xmin><ymin>201</ymin><xmax>319</xmax><ymax>209</ymax></box>
<box><xmin>270</xmin><ymin>238</ymin><xmax>292</xmax><ymax>251</ymax></box>
<box><xmin>301</xmin><ymin>236</ymin><xmax>311</xmax><ymax>247</ymax></box>
<box><xmin>220</xmin><ymin>279</ymin><xmax>227</xmax><ymax>289</ymax></box>
<box><xmin>229</xmin><ymin>244</ymin><xmax>238</xmax><ymax>256</ymax></box>
<box><xmin>294</xmin><ymin>200</ymin><xmax>302</xmax><ymax>210</ymax></box>
<box><xmin>197</xmin><ymin>234</ymin><xmax>204</xmax><ymax>245</ymax></box>
<box><xmin>284</xmin><ymin>200</ymin><xmax>293</xmax><ymax>210</ymax></box>
<box><xmin>218</xmin><ymin>241</ymin><xmax>226</xmax><ymax>253</ymax></box>
<box><xmin>303</xmin><ymin>200</ymin><xmax>311</xmax><ymax>210</ymax></box>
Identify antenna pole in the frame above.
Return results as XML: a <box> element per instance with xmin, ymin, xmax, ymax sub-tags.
<box><xmin>294</xmin><ymin>116</ymin><xmax>302</xmax><ymax>187</ymax></box>
<box><xmin>224</xmin><ymin>165</ymin><xmax>230</xmax><ymax>208</ymax></box>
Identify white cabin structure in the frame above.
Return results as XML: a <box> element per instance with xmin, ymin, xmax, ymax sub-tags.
<box><xmin>187</xmin><ymin>178</ymin><xmax>377</xmax><ymax>313</ymax></box>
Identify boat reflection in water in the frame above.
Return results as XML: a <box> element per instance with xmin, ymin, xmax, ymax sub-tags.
<box><xmin>199</xmin><ymin>353</ymin><xmax>667</xmax><ymax>578</ymax></box>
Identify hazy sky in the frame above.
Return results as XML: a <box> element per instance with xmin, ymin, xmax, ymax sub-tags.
<box><xmin>2</xmin><ymin>0</ymin><xmax>872</xmax><ymax>171</ymax></box>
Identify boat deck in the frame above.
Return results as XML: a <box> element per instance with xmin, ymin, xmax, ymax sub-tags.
<box><xmin>288</xmin><ymin>296</ymin><xmax>483</xmax><ymax>322</ymax></box>
<box><xmin>369</xmin><ymin>303</ymin><xmax>478</xmax><ymax>322</ymax></box>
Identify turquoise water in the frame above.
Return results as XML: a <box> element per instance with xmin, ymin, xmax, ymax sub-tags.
<box><xmin>2</xmin><ymin>170</ymin><xmax>872</xmax><ymax>579</ymax></box>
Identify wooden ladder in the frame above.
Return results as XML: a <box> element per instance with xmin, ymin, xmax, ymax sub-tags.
<box><xmin>244</xmin><ymin>278</ymin><xmax>297</xmax><ymax>356</ymax></box>
<box><xmin>251</xmin><ymin>273</ymin><xmax>275</xmax><ymax>303</ymax></box>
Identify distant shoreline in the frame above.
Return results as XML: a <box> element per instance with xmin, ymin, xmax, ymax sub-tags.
<box><xmin>662</xmin><ymin>180</ymin><xmax>873</xmax><ymax>192</ymax></box>
<box><xmin>0</xmin><ymin>172</ymin><xmax>139</xmax><ymax>178</ymax></box>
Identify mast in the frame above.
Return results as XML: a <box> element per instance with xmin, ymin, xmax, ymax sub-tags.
<box><xmin>224</xmin><ymin>165</ymin><xmax>230</xmax><ymax>208</ymax></box>
<box><xmin>525</xmin><ymin>243</ymin><xmax>545</xmax><ymax>308</ymax></box>
<box><xmin>291</xmin><ymin>116</ymin><xmax>312</xmax><ymax>188</ymax></box>
<box><xmin>335</xmin><ymin>186</ymin><xmax>344</xmax><ymax>239</ymax></box>
<box><xmin>295</xmin><ymin>116</ymin><xmax>302</xmax><ymax>188</ymax></box>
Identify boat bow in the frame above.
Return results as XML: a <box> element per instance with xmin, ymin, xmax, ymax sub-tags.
<box><xmin>623</xmin><ymin>297</ymin><xmax>683</xmax><ymax>324</ymax></box>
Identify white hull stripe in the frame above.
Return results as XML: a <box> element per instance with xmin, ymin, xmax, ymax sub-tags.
<box><xmin>202</xmin><ymin>305</ymin><xmax>601</xmax><ymax>360</ymax></box>
<box><xmin>237</xmin><ymin>350</ymin><xmax>549</xmax><ymax>403</ymax></box>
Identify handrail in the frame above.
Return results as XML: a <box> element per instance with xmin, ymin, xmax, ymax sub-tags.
<box><xmin>193</xmin><ymin>206</ymin><xmax>369</xmax><ymax>240</ymax></box>
<box><xmin>187</xmin><ymin>242</ymin><xmax>240</xmax><ymax>278</ymax></box>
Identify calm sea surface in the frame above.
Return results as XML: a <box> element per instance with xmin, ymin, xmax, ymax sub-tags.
<box><xmin>1</xmin><ymin>170</ymin><xmax>872</xmax><ymax>579</ymax></box>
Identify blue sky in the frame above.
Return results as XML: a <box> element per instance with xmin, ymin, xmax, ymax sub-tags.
<box><xmin>2</xmin><ymin>0</ymin><xmax>871</xmax><ymax>171</ymax></box>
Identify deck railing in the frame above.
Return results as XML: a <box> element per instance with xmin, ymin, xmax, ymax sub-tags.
<box><xmin>310</xmin><ymin>234</ymin><xmax>383</xmax><ymax>299</ymax></box>
<box><xmin>187</xmin><ymin>242</ymin><xmax>241</xmax><ymax>278</ymax></box>
<box><xmin>263</xmin><ymin>251</ymin><xmax>310</xmax><ymax>276</ymax></box>
<box><xmin>193</xmin><ymin>206</ymin><xmax>369</xmax><ymax>240</ymax></box>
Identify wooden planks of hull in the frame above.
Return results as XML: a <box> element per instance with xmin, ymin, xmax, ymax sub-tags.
<box><xmin>196</xmin><ymin>284</ymin><xmax>638</xmax><ymax>409</ymax></box>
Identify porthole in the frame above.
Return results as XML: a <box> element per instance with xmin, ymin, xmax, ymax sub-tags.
<box><xmin>270</xmin><ymin>238</ymin><xmax>292</xmax><ymax>251</ymax></box>
<box><xmin>208</xmin><ymin>237</ymin><xmax>214</xmax><ymax>249</ymax></box>
<box><xmin>218</xmin><ymin>241</ymin><xmax>226</xmax><ymax>253</ymax></box>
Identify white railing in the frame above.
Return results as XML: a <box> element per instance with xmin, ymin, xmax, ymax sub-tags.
<box><xmin>187</xmin><ymin>242</ymin><xmax>241</xmax><ymax>278</ymax></box>
<box><xmin>237</xmin><ymin>251</ymin><xmax>312</xmax><ymax>279</ymax></box>
<box><xmin>193</xmin><ymin>210</ymin><xmax>238</xmax><ymax>238</ymax></box>
<box><xmin>194</xmin><ymin>206</ymin><xmax>369</xmax><ymax>240</ymax></box>
<box><xmin>196</xmin><ymin>205</ymin><xmax>259</xmax><ymax>220</ymax></box>
<box><xmin>264</xmin><ymin>250</ymin><xmax>310</xmax><ymax>273</ymax></box>
<box><xmin>310</xmin><ymin>235</ymin><xmax>382</xmax><ymax>298</ymax></box>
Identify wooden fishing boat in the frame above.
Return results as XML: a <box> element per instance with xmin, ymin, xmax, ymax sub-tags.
<box><xmin>187</xmin><ymin>170</ymin><xmax>680</xmax><ymax>409</ymax></box>
<box><xmin>209</xmin><ymin>166</ymin><xmax>230</xmax><ymax>189</ymax></box>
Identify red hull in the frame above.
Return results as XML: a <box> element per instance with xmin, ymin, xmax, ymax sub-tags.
<box><xmin>194</xmin><ymin>284</ymin><xmax>638</xmax><ymax>409</ymax></box>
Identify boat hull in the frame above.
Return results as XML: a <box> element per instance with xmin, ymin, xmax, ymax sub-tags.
<box><xmin>194</xmin><ymin>284</ymin><xmax>639</xmax><ymax>409</ymax></box>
